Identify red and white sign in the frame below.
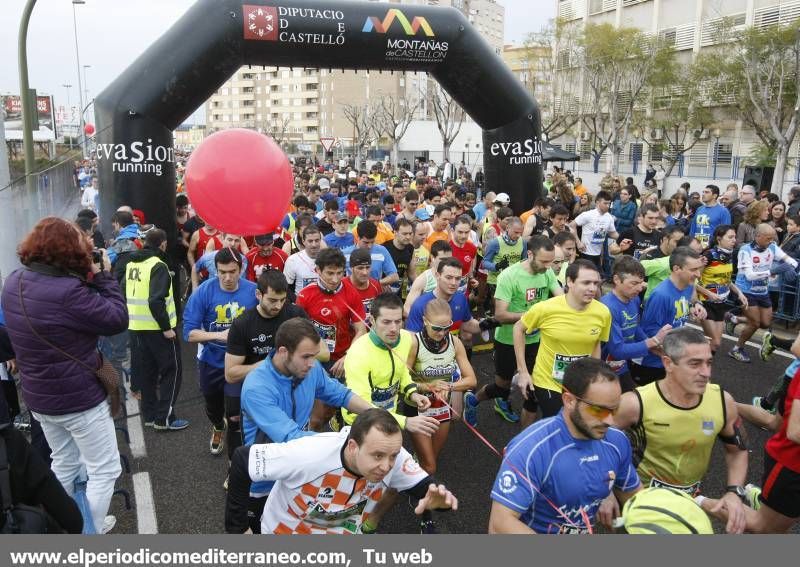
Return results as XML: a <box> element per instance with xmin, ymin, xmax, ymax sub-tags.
<box><xmin>243</xmin><ymin>5</ymin><xmax>278</xmax><ymax>41</ymax></box>
<box><xmin>319</xmin><ymin>137</ymin><xmax>336</xmax><ymax>152</ymax></box>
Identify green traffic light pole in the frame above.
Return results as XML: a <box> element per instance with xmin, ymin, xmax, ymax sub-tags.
<box><xmin>18</xmin><ymin>0</ymin><xmax>39</xmax><ymax>226</ymax></box>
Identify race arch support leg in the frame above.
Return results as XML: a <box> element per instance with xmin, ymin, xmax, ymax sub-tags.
<box><xmin>482</xmin><ymin>111</ymin><xmax>545</xmax><ymax>216</ymax></box>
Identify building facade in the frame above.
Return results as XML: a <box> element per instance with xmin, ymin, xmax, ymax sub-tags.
<box><xmin>551</xmin><ymin>0</ymin><xmax>800</xmax><ymax>189</ymax></box>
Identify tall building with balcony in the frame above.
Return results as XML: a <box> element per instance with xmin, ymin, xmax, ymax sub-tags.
<box><xmin>552</xmin><ymin>0</ymin><xmax>800</xmax><ymax>187</ymax></box>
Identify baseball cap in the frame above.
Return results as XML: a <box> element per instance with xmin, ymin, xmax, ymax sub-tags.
<box><xmin>415</xmin><ymin>208</ymin><xmax>431</xmax><ymax>221</ymax></box>
<box><xmin>348</xmin><ymin>171</ymin><xmax>358</xmax><ymax>179</ymax></box>
<box><xmin>350</xmin><ymin>248</ymin><xmax>372</xmax><ymax>267</ymax></box>
<box><xmin>254</xmin><ymin>234</ymin><xmax>274</xmax><ymax>245</ymax></box>
<box><xmin>495</xmin><ymin>193</ymin><xmax>511</xmax><ymax>205</ymax></box>
<box><xmin>318</xmin><ymin>177</ymin><xmax>331</xmax><ymax>190</ymax></box>
<box><xmin>132</xmin><ymin>209</ymin><xmax>146</xmax><ymax>224</ymax></box>
<box><xmin>620</xmin><ymin>487</ymin><xmax>713</xmax><ymax>534</ymax></box>
<box><xmin>334</xmin><ymin>211</ymin><xmax>348</xmax><ymax>222</ymax></box>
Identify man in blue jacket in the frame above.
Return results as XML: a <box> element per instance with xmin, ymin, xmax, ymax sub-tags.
<box><xmin>236</xmin><ymin>317</ymin><xmax>372</xmax><ymax>533</ymax></box>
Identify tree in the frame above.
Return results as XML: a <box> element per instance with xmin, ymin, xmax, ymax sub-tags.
<box><xmin>574</xmin><ymin>23</ymin><xmax>673</xmax><ymax>174</ymax></box>
<box><xmin>374</xmin><ymin>93</ymin><xmax>421</xmax><ymax>175</ymax></box>
<box><xmin>727</xmin><ymin>21</ymin><xmax>799</xmax><ymax>195</ymax></box>
<box><xmin>524</xmin><ymin>21</ymin><xmax>582</xmax><ymax>141</ymax></box>
<box><xmin>253</xmin><ymin>114</ymin><xmax>292</xmax><ymax>149</ymax></box>
<box><xmin>429</xmin><ymin>84</ymin><xmax>465</xmax><ymax>162</ymax></box>
<box><xmin>637</xmin><ymin>53</ymin><xmax>717</xmax><ymax>177</ymax></box>
<box><xmin>340</xmin><ymin>102</ymin><xmax>378</xmax><ymax>170</ymax></box>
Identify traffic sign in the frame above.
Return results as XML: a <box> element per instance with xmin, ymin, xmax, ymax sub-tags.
<box><xmin>319</xmin><ymin>137</ymin><xmax>335</xmax><ymax>152</ymax></box>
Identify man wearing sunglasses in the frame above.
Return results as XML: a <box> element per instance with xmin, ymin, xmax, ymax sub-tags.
<box><xmin>613</xmin><ymin>327</ymin><xmax>750</xmax><ymax>534</ymax></box>
<box><xmin>489</xmin><ymin>358</ymin><xmax>640</xmax><ymax>534</ymax></box>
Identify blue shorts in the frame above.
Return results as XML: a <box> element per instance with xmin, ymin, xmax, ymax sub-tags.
<box><xmin>198</xmin><ymin>360</ymin><xmax>242</xmax><ymax>397</ymax></box>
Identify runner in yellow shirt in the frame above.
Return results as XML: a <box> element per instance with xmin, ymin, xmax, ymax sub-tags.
<box><xmin>512</xmin><ymin>259</ymin><xmax>611</xmax><ymax>418</ymax></box>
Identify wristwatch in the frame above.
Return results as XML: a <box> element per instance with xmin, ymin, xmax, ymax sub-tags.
<box><xmin>726</xmin><ymin>485</ymin><xmax>746</xmax><ymax>499</ymax></box>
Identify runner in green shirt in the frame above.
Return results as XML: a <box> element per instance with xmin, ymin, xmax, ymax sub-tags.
<box><xmin>464</xmin><ymin>235</ymin><xmax>563</xmax><ymax>427</ymax></box>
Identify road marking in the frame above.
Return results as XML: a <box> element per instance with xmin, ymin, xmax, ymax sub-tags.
<box><xmin>132</xmin><ymin>472</ymin><xmax>158</xmax><ymax>534</ymax></box>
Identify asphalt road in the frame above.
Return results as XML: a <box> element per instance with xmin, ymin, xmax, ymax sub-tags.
<box><xmin>108</xmin><ymin>331</ymin><xmax>798</xmax><ymax>534</ymax></box>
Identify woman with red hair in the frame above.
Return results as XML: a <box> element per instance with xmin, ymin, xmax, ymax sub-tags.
<box><xmin>0</xmin><ymin>217</ymin><xmax>128</xmax><ymax>534</ymax></box>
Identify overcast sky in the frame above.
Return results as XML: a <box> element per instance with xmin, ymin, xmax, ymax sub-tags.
<box><xmin>1</xmin><ymin>0</ymin><xmax>554</xmax><ymax>124</ymax></box>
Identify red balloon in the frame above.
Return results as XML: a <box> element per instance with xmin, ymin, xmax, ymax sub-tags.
<box><xmin>84</xmin><ymin>123</ymin><xmax>95</xmax><ymax>135</ymax></box>
<box><xmin>185</xmin><ymin>129</ymin><xmax>293</xmax><ymax>235</ymax></box>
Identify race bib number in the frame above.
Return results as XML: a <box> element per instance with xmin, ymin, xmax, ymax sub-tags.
<box><xmin>649</xmin><ymin>477</ymin><xmax>701</xmax><ymax>496</ymax></box>
<box><xmin>557</xmin><ymin>524</ymin><xmax>592</xmax><ymax>535</ymax></box>
<box><xmin>313</xmin><ymin>322</ymin><xmax>337</xmax><ymax>353</ymax></box>
<box><xmin>371</xmin><ymin>384</ymin><xmax>399</xmax><ymax>411</ymax></box>
<box><xmin>422</xmin><ymin>399</ymin><xmax>451</xmax><ymax>422</ymax></box>
<box><xmin>750</xmin><ymin>279</ymin><xmax>768</xmax><ymax>295</ymax></box>
<box><xmin>552</xmin><ymin>354</ymin><xmax>587</xmax><ymax>384</ymax></box>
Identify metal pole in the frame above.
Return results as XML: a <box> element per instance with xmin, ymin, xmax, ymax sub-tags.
<box><xmin>62</xmin><ymin>83</ymin><xmax>72</xmax><ymax>149</ymax></box>
<box><xmin>18</xmin><ymin>0</ymin><xmax>38</xmax><ymax>227</ymax></box>
<box><xmin>712</xmin><ymin>137</ymin><xmax>719</xmax><ymax>180</ymax></box>
<box><xmin>72</xmin><ymin>0</ymin><xmax>86</xmax><ymax>157</ymax></box>
<box><xmin>82</xmin><ymin>64</ymin><xmax>91</xmax><ymax>103</ymax></box>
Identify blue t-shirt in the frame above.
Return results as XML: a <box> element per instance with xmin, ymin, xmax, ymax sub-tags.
<box><xmin>640</xmin><ymin>278</ymin><xmax>693</xmax><ymax>368</ymax></box>
<box><xmin>689</xmin><ymin>204</ymin><xmax>730</xmax><ymax>247</ymax></box>
<box><xmin>600</xmin><ymin>292</ymin><xmax>650</xmax><ymax>375</ymax></box>
<box><xmin>324</xmin><ymin>232</ymin><xmax>355</xmax><ymax>250</ymax></box>
<box><xmin>195</xmin><ymin>251</ymin><xmax>249</xmax><ymax>281</ymax></box>
<box><xmin>241</xmin><ymin>354</ymin><xmax>353</xmax><ymax>495</ymax></box>
<box><xmin>343</xmin><ymin>244</ymin><xmax>397</xmax><ymax>280</ymax></box>
<box><xmin>491</xmin><ymin>412</ymin><xmax>639</xmax><ymax>534</ymax></box>
<box><xmin>182</xmin><ymin>278</ymin><xmax>258</xmax><ymax>372</ymax></box>
<box><xmin>406</xmin><ymin>291</ymin><xmax>472</xmax><ymax>333</ymax></box>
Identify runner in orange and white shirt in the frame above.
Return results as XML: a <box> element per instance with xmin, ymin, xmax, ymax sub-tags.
<box><xmin>226</xmin><ymin>409</ymin><xmax>458</xmax><ymax>534</ymax></box>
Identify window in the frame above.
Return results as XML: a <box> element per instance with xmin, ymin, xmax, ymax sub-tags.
<box><xmin>649</xmin><ymin>145</ymin><xmax>663</xmax><ymax>162</ymax></box>
<box><xmin>716</xmin><ymin>143</ymin><xmax>733</xmax><ymax>164</ymax></box>
<box><xmin>628</xmin><ymin>142</ymin><xmax>643</xmax><ymax>162</ymax></box>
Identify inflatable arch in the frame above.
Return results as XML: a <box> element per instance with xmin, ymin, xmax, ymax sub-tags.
<box><xmin>95</xmin><ymin>0</ymin><xmax>544</xmax><ymax>243</ymax></box>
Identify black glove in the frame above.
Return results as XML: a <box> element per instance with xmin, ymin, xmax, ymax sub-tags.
<box><xmin>479</xmin><ymin>318</ymin><xmax>501</xmax><ymax>332</ymax></box>
<box><xmin>494</xmin><ymin>258</ymin><xmax>510</xmax><ymax>271</ymax></box>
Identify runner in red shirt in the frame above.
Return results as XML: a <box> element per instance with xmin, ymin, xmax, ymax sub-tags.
<box><xmin>296</xmin><ymin>247</ymin><xmax>367</xmax><ymax>377</ymax></box>
<box><xmin>245</xmin><ymin>233</ymin><xmax>288</xmax><ymax>282</ymax></box>
<box><xmin>449</xmin><ymin>215</ymin><xmax>478</xmax><ymax>296</ymax></box>
<box><xmin>297</xmin><ymin>247</ymin><xmax>368</xmax><ymax>431</ymax></box>
<box><xmin>345</xmin><ymin>248</ymin><xmax>382</xmax><ymax>326</ymax></box>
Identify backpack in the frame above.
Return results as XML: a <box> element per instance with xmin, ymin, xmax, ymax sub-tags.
<box><xmin>0</xmin><ymin>425</ymin><xmax>49</xmax><ymax>533</ymax></box>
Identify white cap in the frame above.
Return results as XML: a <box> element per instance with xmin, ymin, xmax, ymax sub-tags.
<box><xmin>348</xmin><ymin>171</ymin><xmax>357</xmax><ymax>179</ymax></box>
<box><xmin>495</xmin><ymin>192</ymin><xmax>511</xmax><ymax>204</ymax></box>
<box><xmin>318</xmin><ymin>177</ymin><xmax>330</xmax><ymax>189</ymax></box>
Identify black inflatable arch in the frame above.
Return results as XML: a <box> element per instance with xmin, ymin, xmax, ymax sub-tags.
<box><xmin>95</xmin><ymin>0</ymin><xmax>544</xmax><ymax>243</ymax></box>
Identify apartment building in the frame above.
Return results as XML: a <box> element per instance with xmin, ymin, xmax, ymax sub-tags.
<box><xmin>552</xmin><ymin>0</ymin><xmax>800</xmax><ymax>181</ymax></box>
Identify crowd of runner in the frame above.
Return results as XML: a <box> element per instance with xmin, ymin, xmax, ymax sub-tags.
<box><xmin>1</xmin><ymin>155</ymin><xmax>800</xmax><ymax>535</ymax></box>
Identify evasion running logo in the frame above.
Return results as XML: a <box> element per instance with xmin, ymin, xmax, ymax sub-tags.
<box><xmin>362</xmin><ymin>9</ymin><xmax>435</xmax><ymax>36</ymax></box>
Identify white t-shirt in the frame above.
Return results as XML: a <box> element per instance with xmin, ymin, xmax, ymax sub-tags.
<box><xmin>574</xmin><ymin>209</ymin><xmax>616</xmax><ymax>257</ymax></box>
<box><xmin>249</xmin><ymin>429</ymin><xmax>428</xmax><ymax>534</ymax></box>
<box><xmin>283</xmin><ymin>250</ymin><xmax>318</xmax><ymax>295</ymax></box>
<box><xmin>81</xmin><ymin>186</ymin><xmax>98</xmax><ymax>210</ymax></box>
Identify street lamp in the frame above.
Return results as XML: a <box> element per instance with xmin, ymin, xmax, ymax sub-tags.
<box><xmin>632</xmin><ymin>128</ymin><xmax>641</xmax><ymax>176</ymax></box>
<box><xmin>62</xmin><ymin>83</ymin><xmax>73</xmax><ymax>149</ymax></box>
<box><xmin>72</xmin><ymin>0</ymin><xmax>86</xmax><ymax>156</ymax></box>
<box><xmin>18</xmin><ymin>0</ymin><xmax>39</xmax><ymax>226</ymax></box>
<box><xmin>82</xmin><ymin>64</ymin><xmax>91</xmax><ymax>103</ymax></box>
<box><xmin>712</xmin><ymin>128</ymin><xmax>721</xmax><ymax>180</ymax></box>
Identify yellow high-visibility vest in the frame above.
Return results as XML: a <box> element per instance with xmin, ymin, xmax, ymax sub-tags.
<box><xmin>126</xmin><ymin>255</ymin><xmax>177</xmax><ymax>331</ymax></box>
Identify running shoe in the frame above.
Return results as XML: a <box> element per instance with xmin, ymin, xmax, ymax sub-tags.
<box><xmin>210</xmin><ymin>424</ymin><xmax>226</xmax><ymax>455</ymax></box>
<box><xmin>143</xmin><ymin>420</ymin><xmax>155</xmax><ymax>428</ymax></box>
<box><xmin>420</xmin><ymin>520</ymin><xmax>438</xmax><ymax>534</ymax></box>
<box><xmin>463</xmin><ymin>391</ymin><xmax>479</xmax><ymax>428</ymax></box>
<box><xmin>723</xmin><ymin>312</ymin><xmax>738</xmax><ymax>336</ymax></box>
<box><xmin>153</xmin><ymin>418</ymin><xmax>190</xmax><ymax>431</ymax></box>
<box><xmin>760</xmin><ymin>331</ymin><xmax>776</xmax><ymax>362</ymax></box>
<box><xmin>728</xmin><ymin>347</ymin><xmax>750</xmax><ymax>363</ymax></box>
<box><xmin>744</xmin><ymin>484</ymin><xmax>762</xmax><ymax>511</ymax></box>
<box><xmin>752</xmin><ymin>396</ymin><xmax>777</xmax><ymax>415</ymax></box>
<box><xmin>493</xmin><ymin>398</ymin><xmax>520</xmax><ymax>423</ymax></box>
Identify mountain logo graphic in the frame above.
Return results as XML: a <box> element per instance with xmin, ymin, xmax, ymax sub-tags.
<box><xmin>362</xmin><ymin>9</ymin><xmax>434</xmax><ymax>36</ymax></box>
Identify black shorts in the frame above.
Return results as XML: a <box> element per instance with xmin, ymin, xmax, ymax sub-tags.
<box><xmin>744</xmin><ymin>293</ymin><xmax>773</xmax><ymax>309</ymax></box>
<box><xmin>630</xmin><ymin>362</ymin><xmax>666</xmax><ymax>386</ymax></box>
<box><xmin>618</xmin><ymin>371</ymin><xmax>636</xmax><ymax>393</ymax></box>
<box><xmin>579</xmin><ymin>253</ymin><xmax>602</xmax><ymax>270</ymax></box>
<box><xmin>533</xmin><ymin>386</ymin><xmax>563</xmax><ymax>418</ymax></box>
<box><xmin>494</xmin><ymin>341</ymin><xmax>539</xmax><ymax>381</ymax></box>
<box><xmin>760</xmin><ymin>453</ymin><xmax>800</xmax><ymax>519</ymax></box>
<box><xmin>703</xmin><ymin>301</ymin><xmax>734</xmax><ymax>322</ymax></box>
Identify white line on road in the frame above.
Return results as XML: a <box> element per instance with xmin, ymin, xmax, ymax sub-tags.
<box><xmin>688</xmin><ymin>323</ymin><xmax>794</xmax><ymax>360</ymax></box>
<box><xmin>132</xmin><ymin>472</ymin><xmax>158</xmax><ymax>534</ymax></box>
<box><xmin>127</xmin><ymin>413</ymin><xmax>147</xmax><ymax>458</ymax></box>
